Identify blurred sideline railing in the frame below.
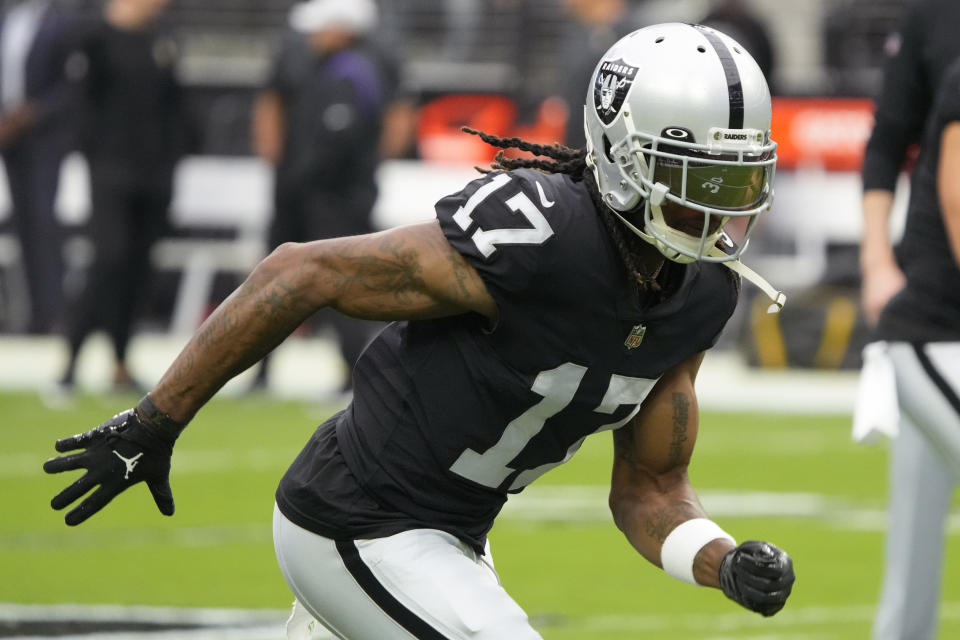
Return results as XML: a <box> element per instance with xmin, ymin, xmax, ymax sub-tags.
<box><xmin>0</xmin><ymin>152</ymin><xmax>904</xmax><ymax>335</ymax></box>
<box><xmin>0</xmin><ymin>155</ymin><xmax>479</xmax><ymax>334</ymax></box>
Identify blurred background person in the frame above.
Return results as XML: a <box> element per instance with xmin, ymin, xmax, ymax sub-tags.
<box><xmin>58</xmin><ymin>0</ymin><xmax>188</xmax><ymax>392</ymax></box>
<box><xmin>821</xmin><ymin>0</ymin><xmax>900</xmax><ymax>97</ymax></box>
<box><xmin>856</xmin><ymin>1</ymin><xmax>960</xmax><ymax>638</ymax></box>
<box><xmin>555</xmin><ymin>0</ymin><xmax>632</xmax><ymax>148</ymax></box>
<box><xmin>0</xmin><ymin>0</ymin><xmax>76</xmax><ymax>334</ymax></box>
<box><xmin>699</xmin><ymin>0</ymin><xmax>776</xmax><ymax>93</ymax></box>
<box><xmin>250</xmin><ymin>0</ymin><xmax>407</xmax><ymax>396</ymax></box>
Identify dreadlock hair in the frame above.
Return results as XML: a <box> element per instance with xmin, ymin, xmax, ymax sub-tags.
<box><xmin>461</xmin><ymin>127</ymin><xmax>666</xmax><ymax>291</ymax></box>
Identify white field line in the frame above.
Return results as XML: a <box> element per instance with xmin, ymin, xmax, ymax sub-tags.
<box><xmin>2</xmin><ymin>487</ymin><xmax>954</xmax><ymax>553</ymax></box>
<box><xmin>0</xmin><ymin>523</ymin><xmax>273</xmax><ymax>551</ymax></box>
<box><xmin>4</xmin><ymin>487</ymin><xmax>958</xmax><ymax>553</ymax></box>
<box><xmin>0</xmin><ymin>602</ymin><xmax>284</xmax><ymax>624</ymax></box>
<box><xmin>10</xmin><ymin>449</ymin><xmax>297</xmax><ymax>478</ymax></box>
<box><xmin>542</xmin><ymin>601</ymin><xmax>960</xmax><ymax>633</ymax></box>
<box><xmin>0</xmin><ymin>603</ymin><xmax>296</xmax><ymax>640</ymax></box>
<box><xmin>0</xmin><ymin>631</ymin><xmax>286</xmax><ymax>640</ymax></box>
<box><xmin>500</xmin><ymin>485</ymin><xmax>960</xmax><ymax>533</ymax></box>
<box><xmin>700</xmin><ymin>635</ymin><xmax>837</xmax><ymax>640</ymax></box>
<box><xmin>2</xmin><ymin>428</ymin><xmax>842</xmax><ymax>478</ymax></box>
<box><xmin>0</xmin><ymin>335</ymin><xmax>860</xmax><ymax>413</ymax></box>
<box><xmin>3</xmin><ymin>602</ymin><xmax>960</xmax><ymax>639</ymax></box>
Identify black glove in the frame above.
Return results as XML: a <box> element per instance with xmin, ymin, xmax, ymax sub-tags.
<box><xmin>43</xmin><ymin>395</ymin><xmax>185</xmax><ymax>526</ymax></box>
<box><xmin>719</xmin><ymin>540</ymin><xmax>795</xmax><ymax>616</ymax></box>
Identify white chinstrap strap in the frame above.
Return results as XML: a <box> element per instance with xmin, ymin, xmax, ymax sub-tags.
<box><xmin>605</xmin><ymin>208</ymin><xmax>787</xmax><ymax>314</ymax></box>
<box><xmin>719</xmin><ymin>257</ymin><xmax>787</xmax><ymax>313</ymax></box>
<box><xmin>660</xmin><ymin>518</ymin><xmax>736</xmax><ymax>586</ymax></box>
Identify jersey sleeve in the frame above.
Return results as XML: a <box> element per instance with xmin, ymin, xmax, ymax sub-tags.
<box><xmin>434</xmin><ymin>171</ymin><xmax>559</xmax><ymax>299</ymax></box>
<box><xmin>862</xmin><ymin>3</ymin><xmax>929</xmax><ymax>192</ymax></box>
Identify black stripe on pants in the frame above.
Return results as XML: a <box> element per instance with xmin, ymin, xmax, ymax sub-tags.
<box><xmin>913</xmin><ymin>343</ymin><xmax>960</xmax><ymax>418</ymax></box>
<box><xmin>335</xmin><ymin>539</ymin><xmax>449</xmax><ymax>640</ymax></box>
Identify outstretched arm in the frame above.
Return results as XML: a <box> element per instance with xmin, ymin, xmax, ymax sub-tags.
<box><xmin>44</xmin><ymin>221</ymin><xmax>496</xmax><ymax>524</ymax></box>
<box><xmin>153</xmin><ymin>221</ymin><xmax>496</xmax><ymax>423</ymax></box>
<box><xmin>608</xmin><ymin>351</ymin><xmax>794</xmax><ymax>615</ymax></box>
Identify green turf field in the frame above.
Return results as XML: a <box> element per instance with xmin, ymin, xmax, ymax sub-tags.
<box><xmin>4</xmin><ymin>390</ymin><xmax>959</xmax><ymax>639</ymax></box>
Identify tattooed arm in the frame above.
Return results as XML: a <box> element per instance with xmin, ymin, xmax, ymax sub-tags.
<box><xmin>43</xmin><ymin>221</ymin><xmax>495</xmax><ymax>525</ymax></box>
<box><xmin>152</xmin><ymin>221</ymin><xmax>497</xmax><ymax>423</ymax></box>
<box><xmin>608</xmin><ymin>350</ymin><xmax>733</xmax><ymax>588</ymax></box>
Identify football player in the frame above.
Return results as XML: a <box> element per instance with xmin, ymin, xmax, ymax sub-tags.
<box><xmin>44</xmin><ymin>23</ymin><xmax>794</xmax><ymax>639</ymax></box>
<box><xmin>857</xmin><ymin>1</ymin><xmax>960</xmax><ymax>637</ymax></box>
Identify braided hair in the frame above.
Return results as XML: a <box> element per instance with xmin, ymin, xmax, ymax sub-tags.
<box><xmin>462</xmin><ymin>127</ymin><xmax>665</xmax><ymax>291</ymax></box>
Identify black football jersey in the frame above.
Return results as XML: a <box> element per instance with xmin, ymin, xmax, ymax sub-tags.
<box><xmin>876</xmin><ymin>57</ymin><xmax>960</xmax><ymax>342</ymax></box>
<box><xmin>276</xmin><ymin>169</ymin><xmax>739</xmax><ymax>551</ymax></box>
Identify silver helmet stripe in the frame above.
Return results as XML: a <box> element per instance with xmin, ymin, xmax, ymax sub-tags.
<box><xmin>696</xmin><ymin>25</ymin><xmax>744</xmax><ymax>129</ymax></box>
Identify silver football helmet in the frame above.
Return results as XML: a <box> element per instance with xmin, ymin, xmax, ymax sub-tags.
<box><xmin>584</xmin><ymin>22</ymin><xmax>777</xmax><ymax>268</ymax></box>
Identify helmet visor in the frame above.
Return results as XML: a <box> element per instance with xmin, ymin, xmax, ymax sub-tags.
<box><xmin>653</xmin><ymin>158</ymin><xmax>767</xmax><ymax>211</ymax></box>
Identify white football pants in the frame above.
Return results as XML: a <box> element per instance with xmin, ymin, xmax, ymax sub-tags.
<box><xmin>872</xmin><ymin>342</ymin><xmax>960</xmax><ymax>640</ymax></box>
<box><xmin>273</xmin><ymin>504</ymin><xmax>543</xmax><ymax>640</ymax></box>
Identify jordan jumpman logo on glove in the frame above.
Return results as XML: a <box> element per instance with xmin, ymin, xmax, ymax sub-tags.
<box><xmin>112</xmin><ymin>450</ymin><xmax>144</xmax><ymax>479</ymax></box>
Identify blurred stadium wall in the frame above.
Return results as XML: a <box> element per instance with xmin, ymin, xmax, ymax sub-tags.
<box><xmin>0</xmin><ymin>0</ymin><xmax>908</xmax><ymax>372</ymax></box>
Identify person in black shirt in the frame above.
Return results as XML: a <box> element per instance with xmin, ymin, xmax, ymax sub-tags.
<box><xmin>856</xmin><ymin>2</ymin><xmax>960</xmax><ymax>638</ymax></box>
<box><xmin>44</xmin><ymin>24</ymin><xmax>794</xmax><ymax>638</ymax></box>
<box><xmin>250</xmin><ymin>0</ymin><xmax>403</xmax><ymax>396</ymax></box>
<box><xmin>57</xmin><ymin>0</ymin><xmax>185</xmax><ymax>392</ymax></box>
<box><xmin>0</xmin><ymin>0</ymin><xmax>76</xmax><ymax>334</ymax></box>
<box><xmin>555</xmin><ymin>0</ymin><xmax>633</xmax><ymax>149</ymax></box>
<box><xmin>860</xmin><ymin>0</ymin><xmax>960</xmax><ymax>328</ymax></box>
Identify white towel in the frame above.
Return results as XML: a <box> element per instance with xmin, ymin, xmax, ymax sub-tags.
<box><xmin>852</xmin><ymin>341</ymin><xmax>900</xmax><ymax>444</ymax></box>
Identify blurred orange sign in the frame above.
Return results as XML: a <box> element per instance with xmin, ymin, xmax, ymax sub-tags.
<box><xmin>417</xmin><ymin>94</ymin><xmax>877</xmax><ymax>170</ymax></box>
<box><xmin>416</xmin><ymin>94</ymin><xmax>568</xmax><ymax>164</ymax></box>
<box><xmin>771</xmin><ymin>97</ymin><xmax>875</xmax><ymax>171</ymax></box>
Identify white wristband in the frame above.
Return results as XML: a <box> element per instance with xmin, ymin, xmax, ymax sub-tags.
<box><xmin>660</xmin><ymin>518</ymin><xmax>735</xmax><ymax>586</ymax></box>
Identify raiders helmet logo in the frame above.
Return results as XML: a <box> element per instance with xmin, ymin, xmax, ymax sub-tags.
<box><xmin>594</xmin><ymin>58</ymin><xmax>638</xmax><ymax>124</ymax></box>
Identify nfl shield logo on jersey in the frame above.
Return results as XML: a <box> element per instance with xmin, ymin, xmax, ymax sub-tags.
<box><xmin>624</xmin><ymin>324</ymin><xmax>646</xmax><ymax>349</ymax></box>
